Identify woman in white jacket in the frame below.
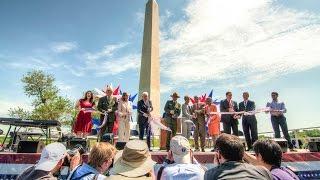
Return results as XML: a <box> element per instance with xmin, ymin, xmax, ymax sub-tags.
<box><xmin>117</xmin><ymin>92</ymin><xmax>132</xmax><ymax>142</ymax></box>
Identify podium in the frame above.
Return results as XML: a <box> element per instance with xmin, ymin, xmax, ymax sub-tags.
<box><xmin>160</xmin><ymin>118</ymin><xmax>182</xmax><ymax>150</ymax></box>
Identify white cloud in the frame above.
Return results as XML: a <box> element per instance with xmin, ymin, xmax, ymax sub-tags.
<box><xmin>160</xmin><ymin>0</ymin><xmax>320</xmax><ymax>88</ymax></box>
<box><xmin>94</xmin><ymin>54</ymin><xmax>140</xmax><ymax>76</ymax></box>
<box><xmin>56</xmin><ymin>81</ymin><xmax>74</xmax><ymax>91</ymax></box>
<box><xmin>63</xmin><ymin>65</ymin><xmax>85</xmax><ymax>77</ymax></box>
<box><xmin>6</xmin><ymin>56</ymin><xmax>65</xmax><ymax>70</ymax></box>
<box><xmin>135</xmin><ymin>11</ymin><xmax>145</xmax><ymax>26</ymax></box>
<box><xmin>51</xmin><ymin>42</ymin><xmax>78</xmax><ymax>53</ymax></box>
<box><xmin>79</xmin><ymin>43</ymin><xmax>139</xmax><ymax>77</ymax></box>
<box><xmin>84</xmin><ymin>43</ymin><xmax>128</xmax><ymax>61</ymax></box>
<box><xmin>0</xmin><ymin>100</ymin><xmax>32</xmax><ymax>117</ymax></box>
<box><xmin>160</xmin><ymin>83</ymin><xmax>174</xmax><ymax>93</ymax></box>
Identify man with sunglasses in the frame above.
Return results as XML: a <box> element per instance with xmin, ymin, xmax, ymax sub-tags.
<box><xmin>205</xmin><ymin>134</ymin><xmax>272</xmax><ymax>180</ymax></box>
<box><xmin>266</xmin><ymin>92</ymin><xmax>294</xmax><ymax>151</ymax></box>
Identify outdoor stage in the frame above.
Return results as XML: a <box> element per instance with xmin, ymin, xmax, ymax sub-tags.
<box><xmin>0</xmin><ymin>151</ymin><xmax>320</xmax><ymax>179</ymax></box>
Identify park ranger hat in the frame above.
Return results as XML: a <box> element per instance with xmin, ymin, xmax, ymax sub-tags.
<box><xmin>170</xmin><ymin>92</ymin><xmax>180</xmax><ymax>98</ymax></box>
<box><xmin>105</xmin><ymin>85</ymin><xmax>113</xmax><ymax>92</ymax></box>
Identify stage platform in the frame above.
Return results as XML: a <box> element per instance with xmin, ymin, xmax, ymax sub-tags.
<box><xmin>0</xmin><ymin>151</ymin><xmax>320</xmax><ymax>179</ymax></box>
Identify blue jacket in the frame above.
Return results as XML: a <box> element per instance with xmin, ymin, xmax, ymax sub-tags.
<box><xmin>68</xmin><ymin>163</ymin><xmax>106</xmax><ymax>180</ymax></box>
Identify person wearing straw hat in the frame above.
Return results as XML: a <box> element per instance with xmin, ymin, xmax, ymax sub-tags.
<box><xmin>109</xmin><ymin>140</ymin><xmax>156</xmax><ymax>179</ymax></box>
<box><xmin>17</xmin><ymin>142</ymin><xmax>69</xmax><ymax>180</ymax></box>
<box><xmin>157</xmin><ymin>135</ymin><xmax>205</xmax><ymax>180</ymax></box>
<box><xmin>97</xmin><ymin>85</ymin><xmax>118</xmax><ymax>141</ymax></box>
<box><xmin>164</xmin><ymin>92</ymin><xmax>181</xmax><ymax>151</ymax></box>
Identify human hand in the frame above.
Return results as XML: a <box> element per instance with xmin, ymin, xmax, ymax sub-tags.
<box><xmin>68</xmin><ymin>151</ymin><xmax>82</xmax><ymax>171</ymax></box>
<box><xmin>167</xmin><ymin>150</ymin><xmax>174</xmax><ymax>162</ymax></box>
<box><xmin>213</xmin><ymin>152</ymin><xmax>220</xmax><ymax>165</ymax></box>
<box><xmin>143</xmin><ymin>113</ymin><xmax>149</xmax><ymax>118</ymax></box>
<box><xmin>170</xmin><ymin>110</ymin><xmax>174</xmax><ymax>115</ymax></box>
<box><xmin>228</xmin><ymin>108</ymin><xmax>234</xmax><ymax>112</ymax></box>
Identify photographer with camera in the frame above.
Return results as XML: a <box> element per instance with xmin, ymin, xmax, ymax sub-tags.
<box><xmin>68</xmin><ymin>142</ymin><xmax>116</xmax><ymax>180</ymax></box>
<box><xmin>17</xmin><ymin>142</ymin><xmax>80</xmax><ymax>180</ymax></box>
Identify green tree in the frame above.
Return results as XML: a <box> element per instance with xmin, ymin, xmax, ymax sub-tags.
<box><xmin>9</xmin><ymin>70</ymin><xmax>73</xmax><ymax>124</ymax></box>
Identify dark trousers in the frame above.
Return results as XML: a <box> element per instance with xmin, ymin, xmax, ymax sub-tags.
<box><xmin>99</xmin><ymin>115</ymin><xmax>114</xmax><ymax>141</ymax></box>
<box><xmin>271</xmin><ymin>115</ymin><xmax>293</xmax><ymax>149</ymax></box>
<box><xmin>242</xmin><ymin>116</ymin><xmax>258</xmax><ymax>149</ymax></box>
<box><xmin>193</xmin><ymin>118</ymin><xmax>206</xmax><ymax>150</ymax></box>
<box><xmin>223</xmin><ymin>119</ymin><xmax>238</xmax><ymax>136</ymax></box>
<box><xmin>166</xmin><ymin>117</ymin><xmax>177</xmax><ymax>150</ymax></box>
<box><xmin>139</xmin><ymin>121</ymin><xmax>151</xmax><ymax>149</ymax></box>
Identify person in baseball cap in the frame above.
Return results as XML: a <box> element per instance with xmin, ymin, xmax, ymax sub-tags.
<box><xmin>157</xmin><ymin>135</ymin><xmax>205</xmax><ymax>180</ymax></box>
<box><xmin>17</xmin><ymin>142</ymin><xmax>68</xmax><ymax>180</ymax></box>
<box><xmin>170</xmin><ymin>135</ymin><xmax>192</xmax><ymax>163</ymax></box>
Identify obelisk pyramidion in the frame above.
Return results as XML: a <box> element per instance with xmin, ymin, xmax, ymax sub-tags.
<box><xmin>138</xmin><ymin>0</ymin><xmax>160</xmax><ymax>116</ymax></box>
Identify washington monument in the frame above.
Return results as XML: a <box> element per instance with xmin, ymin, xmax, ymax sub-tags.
<box><xmin>138</xmin><ymin>0</ymin><xmax>160</xmax><ymax>116</ymax></box>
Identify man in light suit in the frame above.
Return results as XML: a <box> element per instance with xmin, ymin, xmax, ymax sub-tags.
<box><xmin>220</xmin><ymin>92</ymin><xmax>240</xmax><ymax>136</ymax></box>
<box><xmin>137</xmin><ymin>92</ymin><xmax>153</xmax><ymax>150</ymax></box>
<box><xmin>181</xmin><ymin>95</ymin><xmax>193</xmax><ymax>139</ymax></box>
<box><xmin>239</xmin><ymin>92</ymin><xmax>258</xmax><ymax>150</ymax></box>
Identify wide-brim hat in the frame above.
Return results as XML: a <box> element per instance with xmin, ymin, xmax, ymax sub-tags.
<box><xmin>170</xmin><ymin>92</ymin><xmax>180</xmax><ymax>98</ymax></box>
<box><xmin>105</xmin><ymin>85</ymin><xmax>113</xmax><ymax>92</ymax></box>
<box><xmin>110</xmin><ymin>140</ymin><xmax>156</xmax><ymax>178</ymax></box>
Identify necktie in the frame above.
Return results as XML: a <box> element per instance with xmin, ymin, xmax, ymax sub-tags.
<box><xmin>229</xmin><ymin>100</ymin><xmax>234</xmax><ymax>111</ymax></box>
<box><xmin>244</xmin><ymin>101</ymin><xmax>247</xmax><ymax>110</ymax></box>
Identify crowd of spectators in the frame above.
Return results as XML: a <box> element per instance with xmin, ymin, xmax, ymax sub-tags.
<box><xmin>17</xmin><ymin>134</ymin><xmax>299</xmax><ymax>180</ymax></box>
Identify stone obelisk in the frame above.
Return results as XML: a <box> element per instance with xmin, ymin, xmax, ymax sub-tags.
<box><xmin>138</xmin><ymin>0</ymin><xmax>160</xmax><ymax>116</ymax></box>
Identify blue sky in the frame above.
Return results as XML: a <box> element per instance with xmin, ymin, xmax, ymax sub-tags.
<box><xmin>0</xmin><ymin>0</ymin><xmax>320</xmax><ymax>133</ymax></box>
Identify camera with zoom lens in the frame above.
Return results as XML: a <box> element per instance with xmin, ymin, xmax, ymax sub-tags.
<box><xmin>63</xmin><ymin>144</ymin><xmax>85</xmax><ymax>166</ymax></box>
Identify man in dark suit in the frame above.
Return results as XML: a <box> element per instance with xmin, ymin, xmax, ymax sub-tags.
<box><xmin>97</xmin><ymin>86</ymin><xmax>118</xmax><ymax>141</ymax></box>
<box><xmin>220</xmin><ymin>92</ymin><xmax>240</xmax><ymax>136</ymax></box>
<box><xmin>239</xmin><ymin>92</ymin><xmax>258</xmax><ymax>150</ymax></box>
<box><xmin>137</xmin><ymin>92</ymin><xmax>153</xmax><ymax>150</ymax></box>
<box><xmin>164</xmin><ymin>92</ymin><xmax>181</xmax><ymax>151</ymax></box>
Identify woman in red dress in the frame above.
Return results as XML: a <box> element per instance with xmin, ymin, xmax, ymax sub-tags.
<box><xmin>74</xmin><ymin>91</ymin><xmax>95</xmax><ymax>137</ymax></box>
